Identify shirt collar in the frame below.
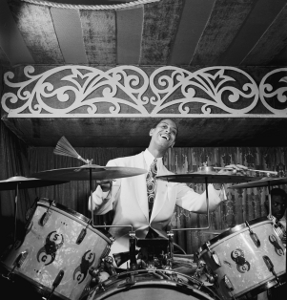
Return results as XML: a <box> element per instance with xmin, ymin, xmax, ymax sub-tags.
<box><xmin>144</xmin><ymin>149</ymin><xmax>163</xmax><ymax>169</ymax></box>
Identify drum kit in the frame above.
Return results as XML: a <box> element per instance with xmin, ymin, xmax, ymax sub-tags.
<box><xmin>0</xmin><ymin>144</ymin><xmax>286</xmax><ymax>300</ymax></box>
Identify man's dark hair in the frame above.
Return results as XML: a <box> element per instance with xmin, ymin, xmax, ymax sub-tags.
<box><xmin>270</xmin><ymin>188</ymin><xmax>287</xmax><ymax>202</ymax></box>
<box><xmin>152</xmin><ymin>118</ymin><xmax>178</xmax><ymax>138</ymax></box>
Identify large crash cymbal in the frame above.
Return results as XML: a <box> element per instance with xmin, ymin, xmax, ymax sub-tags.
<box><xmin>156</xmin><ymin>173</ymin><xmax>258</xmax><ymax>184</ymax></box>
<box><xmin>157</xmin><ymin>165</ymin><xmax>260</xmax><ymax>184</ymax></box>
<box><xmin>31</xmin><ymin>164</ymin><xmax>147</xmax><ymax>181</ymax></box>
<box><xmin>229</xmin><ymin>176</ymin><xmax>287</xmax><ymax>189</ymax></box>
<box><xmin>0</xmin><ymin>176</ymin><xmax>68</xmax><ymax>191</ymax></box>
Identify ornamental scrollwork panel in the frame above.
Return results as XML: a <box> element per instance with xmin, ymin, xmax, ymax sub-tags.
<box><xmin>259</xmin><ymin>68</ymin><xmax>287</xmax><ymax>116</ymax></box>
<box><xmin>149</xmin><ymin>66</ymin><xmax>259</xmax><ymax>115</ymax></box>
<box><xmin>1</xmin><ymin>65</ymin><xmax>287</xmax><ymax>118</ymax></box>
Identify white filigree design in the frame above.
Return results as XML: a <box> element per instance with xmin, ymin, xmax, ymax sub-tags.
<box><xmin>1</xmin><ymin>65</ymin><xmax>287</xmax><ymax>118</ymax></box>
<box><xmin>149</xmin><ymin>66</ymin><xmax>259</xmax><ymax>116</ymax></box>
<box><xmin>259</xmin><ymin>68</ymin><xmax>287</xmax><ymax>116</ymax></box>
<box><xmin>2</xmin><ymin>65</ymin><xmax>150</xmax><ymax>117</ymax></box>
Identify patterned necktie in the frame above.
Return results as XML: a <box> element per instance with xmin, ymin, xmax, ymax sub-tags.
<box><xmin>146</xmin><ymin>159</ymin><xmax>157</xmax><ymax>218</ymax></box>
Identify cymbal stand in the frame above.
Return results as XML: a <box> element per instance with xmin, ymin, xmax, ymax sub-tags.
<box><xmin>89</xmin><ymin>167</ymin><xmax>95</xmax><ymax>226</ymax></box>
<box><xmin>171</xmin><ymin>176</ymin><xmax>211</xmax><ymax>232</ymax></box>
<box><xmin>13</xmin><ymin>183</ymin><xmax>19</xmax><ymax>244</ymax></box>
<box><xmin>91</xmin><ymin>224</ymin><xmax>136</xmax><ymax>268</ymax></box>
<box><xmin>267</xmin><ymin>181</ymin><xmax>272</xmax><ymax>218</ymax></box>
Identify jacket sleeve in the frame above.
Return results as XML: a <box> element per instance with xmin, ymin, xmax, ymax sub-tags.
<box><xmin>175</xmin><ymin>183</ymin><xmax>226</xmax><ymax>213</ymax></box>
<box><xmin>88</xmin><ymin>159</ymin><xmax>121</xmax><ymax>215</ymax></box>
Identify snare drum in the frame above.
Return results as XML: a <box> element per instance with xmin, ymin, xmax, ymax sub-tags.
<box><xmin>198</xmin><ymin>217</ymin><xmax>286</xmax><ymax>300</ymax></box>
<box><xmin>86</xmin><ymin>269</ymin><xmax>220</xmax><ymax>300</ymax></box>
<box><xmin>1</xmin><ymin>198</ymin><xmax>113</xmax><ymax>300</ymax></box>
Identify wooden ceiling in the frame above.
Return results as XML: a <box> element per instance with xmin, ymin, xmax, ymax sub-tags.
<box><xmin>1</xmin><ymin>0</ymin><xmax>287</xmax><ymax>148</ymax></box>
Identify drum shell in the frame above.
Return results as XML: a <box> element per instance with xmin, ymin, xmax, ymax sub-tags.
<box><xmin>1</xmin><ymin>198</ymin><xmax>112</xmax><ymax>300</ymax></box>
<box><xmin>86</xmin><ymin>269</ymin><xmax>218</xmax><ymax>300</ymax></box>
<box><xmin>199</xmin><ymin>217</ymin><xmax>286</xmax><ymax>300</ymax></box>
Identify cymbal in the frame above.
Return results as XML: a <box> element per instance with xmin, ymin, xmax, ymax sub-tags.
<box><xmin>31</xmin><ymin>164</ymin><xmax>147</xmax><ymax>181</ymax></box>
<box><xmin>229</xmin><ymin>176</ymin><xmax>287</xmax><ymax>189</ymax></box>
<box><xmin>201</xmin><ymin>229</ymin><xmax>225</xmax><ymax>235</ymax></box>
<box><xmin>0</xmin><ymin>176</ymin><xmax>68</xmax><ymax>191</ymax></box>
<box><xmin>156</xmin><ymin>173</ymin><xmax>258</xmax><ymax>184</ymax></box>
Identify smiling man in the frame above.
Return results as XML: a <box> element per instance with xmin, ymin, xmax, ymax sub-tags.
<box><xmin>88</xmin><ymin>119</ymin><xmax>227</xmax><ymax>267</ymax></box>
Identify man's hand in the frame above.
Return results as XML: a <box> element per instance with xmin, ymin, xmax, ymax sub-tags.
<box><xmin>218</xmin><ymin>164</ymin><xmax>248</xmax><ymax>176</ymax></box>
<box><xmin>96</xmin><ymin>180</ymin><xmax>112</xmax><ymax>192</ymax></box>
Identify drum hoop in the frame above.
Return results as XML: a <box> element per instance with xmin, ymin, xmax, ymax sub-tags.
<box><xmin>37</xmin><ymin>198</ymin><xmax>113</xmax><ymax>243</ymax></box>
<box><xmin>97</xmin><ymin>269</ymin><xmax>215</xmax><ymax>300</ymax></box>
<box><xmin>38</xmin><ymin>198</ymin><xmax>89</xmax><ymax>222</ymax></box>
<box><xmin>201</xmin><ymin>216</ymin><xmax>271</xmax><ymax>248</ymax></box>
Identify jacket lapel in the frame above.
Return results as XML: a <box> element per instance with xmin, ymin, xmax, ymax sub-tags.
<box><xmin>130</xmin><ymin>153</ymin><xmax>149</xmax><ymax>221</ymax></box>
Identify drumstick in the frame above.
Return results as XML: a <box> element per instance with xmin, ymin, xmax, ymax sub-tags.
<box><xmin>213</xmin><ymin>167</ymin><xmax>278</xmax><ymax>175</ymax></box>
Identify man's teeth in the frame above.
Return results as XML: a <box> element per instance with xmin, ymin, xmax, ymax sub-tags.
<box><xmin>161</xmin><ymin>135</ymin><xmax>169</xmax><ymax>140</ymax></box>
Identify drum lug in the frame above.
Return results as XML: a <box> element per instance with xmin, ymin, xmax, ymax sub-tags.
<box><xmin>76</xmin><ymin>228</ymin><xmax>87</xmax><ymax>245</ymax></box>
<box><xmin>223</xmin><ymin>274</ymin><xmax>234</xmax><ymax>291</ymax></box>
<box><xmin>39</xmin><ymin>200</ymin><xmax>55</xmax><ymax>226</ymax></box>
<box><xmin>245</xmin><ymin>221</ymin><xmax>261</xmax><ymax>247</ymax></box>
<box><xmin>206</xmin><ymin>241</ymin><xmax>221</xmax><ymax>267</ymax></box>
<box><xmin>39</xmin><ymin>211</ymin><xmax>52</xmax><ymax>226</ymax></box>
<box><xmin>268</xmin><ymin>234</ymin><xmax>284</xmax><ymax>256</ymax></box>
<box><xmin>1</xmin><ymin>250</ymin><xmax>28</xmax><ymax>281</ymax></box>
<box><xmin>43</xmin><ymin>270</ymin><xmax>65</xmax><ymax>300</ymax></box>
<box><xmin>14</xmin><ymin>250</ymin><xmax>28</xmax><ymax>268</ymax></box>
<box><xmin>262</xmin><ymin>255</ymin><xmax>279</xmax><ymax>280</ymax></box>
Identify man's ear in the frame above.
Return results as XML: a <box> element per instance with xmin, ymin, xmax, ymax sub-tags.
<box><xmin>170</xmin><ymin>141</ymin><xmax>175</xmax><ymax>148</ymax></box>
<box><xmin>149</xmin><ymin>129</ymin><xmax>154</xmax><ymax>136</ymax></box>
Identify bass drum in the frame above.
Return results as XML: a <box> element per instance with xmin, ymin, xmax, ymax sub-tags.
<box><xmin>86</xmin><ymin>269</ymin><xmax>221</xmax><ymax>300</ymax></box>
<box><xmin>1</xmin><ymin>198</ymin><xmax>113</xmax><ymax>300</ymax></box>
<box><xmin>198</xmin><ymin>217</ymin><xmax>286</xmax><ymax>300</ymax></box>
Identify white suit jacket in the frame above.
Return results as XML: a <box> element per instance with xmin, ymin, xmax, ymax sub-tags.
<box><xmin>90</xmin><ymin>150</ymin><xmax>223</xmax><ymax>255</ymax></box>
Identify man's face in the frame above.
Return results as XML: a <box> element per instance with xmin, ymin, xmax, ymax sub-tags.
<box><xmin>271</xmin><ymin>195</ymin><xmax>287</xmax><ymax>220</ymax></box>
<box><xmin>150</xmin><ymin>119</ymin><xmax>177</xmax><ymax>149</ymax></box>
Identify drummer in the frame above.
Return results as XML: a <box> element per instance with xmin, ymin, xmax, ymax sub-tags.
<box><xmin>88</xmin><ymin>119</ymin><xmax>246</xmax><ymax>268</ymax></box>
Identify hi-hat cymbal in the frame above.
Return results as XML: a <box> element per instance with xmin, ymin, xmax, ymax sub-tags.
<box><xmin>156</xmin><ymin>173</ymin><xmax>258</xmax><ymax>184</ymax></box>
<box><xmin>31</xmin><ymin>164</ymin><xmax>147</xmax><ymax>181</ymax></box>
<box><xmin>229</xmin><ymin>177</ymin><xmax>287</xmax><ymax>189</ymax></box>
<box><xmin>0</xmin><ymin>176</ymin><xmax>68</xmax><ymax>191</ymax></box>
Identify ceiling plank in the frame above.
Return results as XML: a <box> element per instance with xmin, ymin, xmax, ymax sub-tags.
<box><xmin>220</xmin><ymin>0</ymin><xmax>287</xmax><ymax>66</ymax></box>
<box><xmin>50</xmin><ymin>7</ymin><xmax>88</xmax><ymax>64</ymax></box>
<box><xmin>8</xmin><ymin>1</ymin><xmax>64</xmax><ymax>64</ymax></box>
<box><xmin>116</xmin><ymin>7</ymin><xmax>143</xmax><ymax>65</ymax></box>
<box><xmin>0</xmin><ymin>47</ymin><xmax>11</xmax><ymax>68</ymax></box>
<box><xmin>140</xmin><ymin>0</ymin><xmax>184</xmax><ymax>65</ymax></box>
<box><xmin>170</xmin><ymin>0</ymin><xmax>215</xmax><ymax>66</ymax></box>
<box><xmin>241</xmin><ymin>3</ymin><xmax>287</xmax><ymax>65</ymax></box>
<box><xmin>80</xmin><ymin>10</ymin><xmax>117</xmax><ymax>65</ymax></box>
<box><xmin>190</xmin><ymin>0</ymin><xmax>256</xmax><ymax>65</ymax></box>
<box><xmin>0</xmin><ymin>0</ymin><xmax>34</xmax><ymax>66</ymax></box>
